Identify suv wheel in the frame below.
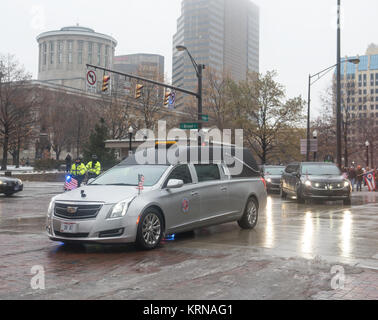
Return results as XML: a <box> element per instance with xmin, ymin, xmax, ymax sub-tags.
<box><xmin>238</xmin><ymin>197</ymin><xmax>259</xmax><ymax>229</ymax></box>
<box><xmin>136</xmin><ymin>208</ymin><xmax>164</xmax><ymax>250</ymax></box>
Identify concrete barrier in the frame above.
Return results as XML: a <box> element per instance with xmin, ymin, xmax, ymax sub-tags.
<box><xmin>8</xmin><ymin>172</ymin><xmax>66</xmax><ymax>182</ymax></box>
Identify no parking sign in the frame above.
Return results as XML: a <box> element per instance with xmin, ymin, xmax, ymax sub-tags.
<box><xmin>86</xmin><ymin>70</ymin><xmax>97</xmax><ymax>92</ymax></box>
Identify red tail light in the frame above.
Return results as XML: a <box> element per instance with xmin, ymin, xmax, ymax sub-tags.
<box><xmin>261</xmin><ymin>177</ymin><xmax>267</xmax><ymax>189</ymax></box>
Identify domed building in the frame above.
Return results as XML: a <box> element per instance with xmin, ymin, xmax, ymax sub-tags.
<box><xmin>36</xmin><ymin>25</ymin><xmax>117</xmax><ymax>91</ymax></box>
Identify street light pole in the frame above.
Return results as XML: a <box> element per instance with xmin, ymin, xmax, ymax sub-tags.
<box><xmin>313</xmin><ymin>130</ymin><xmax>318</xmax><ymax>161</ymax></box>
<box><xmin>176</xmin><ymin>45</ymin><xmax>205</xmax><ymax>143</ymax></box>
<box><xmin>306</xmin><ymin>57</ymin><xmax>359</xmax><ymax>163</ymax></box>
<box><xmin>306</xmin><ymin>74</ymin><xmax>311</xmax><ymax>161</ymax></box>
<box><xmin>365</xmin><ymin>141</ymin><xmax>370</xmax><ymax>168</ymax></box>
<box><xmin>336</xmin><ymin>0</ymin><xmax>342</xmax><ymax>168</ymax></box>
<box><xmin>128</xmin><ymin>126</ymin><xmax>134</xmax><ymax>155</ymax></box>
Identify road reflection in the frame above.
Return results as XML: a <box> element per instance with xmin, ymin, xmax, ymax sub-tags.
<box><xmin>301</xmin><ymin>211</ymin><xmax>313</xmax><ymax>255</ymax></box>
<box><xmin>341</xmin><ymin>210</ymin><xmax>352</xmax><ymax>258</ymax></box>
<box><xmin>264</xmin><ymin>196</ymin><xmax>274</xmax><ymax>248</ymax></box>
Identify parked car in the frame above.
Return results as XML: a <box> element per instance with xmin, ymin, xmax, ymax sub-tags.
<box><xmin>0</xmin><ymin>176</ymin><xmax>23</xmax><ymax>196</ymax></box>
<box><xmin>46</xmin><ymin>145</ymin><xmax>267</xmax><ymax>249</ymax></box>
<box><xmin>261</xmin><ymin>165</ymin><xmax>285</xmax><ymax>193</ymax></box>
<box><xmin>280</xmin><ymin>162</ymin><xmax>352</xmax><ymax>205</ymax></box>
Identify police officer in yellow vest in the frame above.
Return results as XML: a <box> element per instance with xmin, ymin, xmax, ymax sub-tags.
<box><xmin>86</xmin><ymin>155</ymin><xmax>101</xmax><ymax>179</ymax></box>
<box><xmin>70</xmin><ymin>157</ymin><xmax>87</xmax><ymax>187</ymax></box>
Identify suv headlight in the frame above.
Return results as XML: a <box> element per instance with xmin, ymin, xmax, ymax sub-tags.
<box><xmin>107</xmin><ymin>197</ymin><xmax>135</xmax><ymax>219</ymax></box>
<box><xmin>305</xmin><ymin>180</ymin><xmax>312</xmax><ymax>187</ymax></box>
<box><xmin>344</xmin><ymin>181</ymin><xmax>350</xmax><ymax>188</ymax></box>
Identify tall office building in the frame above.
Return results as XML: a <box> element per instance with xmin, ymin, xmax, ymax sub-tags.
<box><xmin>113</xmin><ymin>54</ymin><xmax>164</xmax><ymax>80</ymax></box>
<box><xmin>172</xmin><ymin>0</ymin><xmax>259</xmax><ymax>103</ymax></box>
<box><xmin>337</xmin><ymin>44</ymin><xmax>378</xmax><ymax>167</ymax></box>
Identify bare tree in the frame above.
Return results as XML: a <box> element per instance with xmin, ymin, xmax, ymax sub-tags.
<box><xmin>229</xmin><ymin>71</ymin><xmax>305</xmax><ymax>164</ymax></box>
<box><xmin>0</xmin><ymin>54</ymin><xmax>35</xmax><ymax>170</ymax></box>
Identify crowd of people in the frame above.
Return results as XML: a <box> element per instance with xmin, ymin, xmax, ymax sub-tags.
<box><xmin>342</xmin><ymin>165</ymin><xmax>378</xmax><ymax>192</ymax></box>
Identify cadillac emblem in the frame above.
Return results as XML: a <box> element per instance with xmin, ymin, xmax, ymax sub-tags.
<box><xmin>66</xmin><ymin>207</ymin><xmax>78</xmax><ymax>214</ymax></box>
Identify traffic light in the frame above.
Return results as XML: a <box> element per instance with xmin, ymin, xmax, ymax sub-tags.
<box><xmin>135</xmin><ymin>84</ymin><xmax>144</xmax><ymax>99</ymax></box>
<box><xmin>164</xmin><ymin>89</ymin><xmax>171</xmax><ymax>105</ymax></box>
<box><xmin>102</xmin><ymin>75</ymin><xmax>110</xmax><ymax>92</ymax></box>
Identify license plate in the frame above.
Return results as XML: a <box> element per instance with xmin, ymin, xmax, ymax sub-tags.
<box><xmin>60</xmin><ymin>222</ymin><xmax>77</xmax><ymax>233</ymax></box>
<box><xmin>14</xmin><ymin>185</ymin><xmax>19</xmax><ymax>191</ymax></box>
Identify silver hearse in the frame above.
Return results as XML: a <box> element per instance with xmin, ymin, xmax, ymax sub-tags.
<box><xmin>46</xmin><ymin>145</ymin><xmax>267</xmax><ymax>249</ymax></box>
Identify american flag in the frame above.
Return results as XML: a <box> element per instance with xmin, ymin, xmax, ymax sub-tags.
<box><xmin>64</xmin><ymin>176</ymin><xmax>78</xmax><ymax>191</ymax></box>
<box><xmin>137</xmin><ymin>174</ymin><xmax>145</xmax><ymax>192</ymax></box>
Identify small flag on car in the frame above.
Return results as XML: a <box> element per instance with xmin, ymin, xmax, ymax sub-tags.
<box><xmin>64</xmin><ymin>175</ymin><xmax>78</xmax><ymax>191</ymax></box>
<box><xmin>137</xmin><ymin>174</ymin><xmax>145</xmax><ymax>194</ymax></box>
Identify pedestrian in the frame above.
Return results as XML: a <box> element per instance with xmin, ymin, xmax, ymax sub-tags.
<box><xmin>70</xmin><ymin>157</ymin><xmax>87</xmax><ymax>187</ymax></box>
<box><xmin>348</xmin><ymin>166</ymin><xmax>356</xmax><ymax>192</ymax></box>
<box><xmin>86</xmin><ymin>155</ymin><xmax>101</xmax><ymax>179</ymax></box>
<box><xmin>375</xmin><ymin>168</ymin><xmax>378</xmax><ymax>192</ymax></box>
<box><xmin>356</xmin><ymin>165</ymin><xmax>364</xmax><ymax>192</ymax></box>
<box><xmin>65</xmin><ymin>153</ymin><xmax>72</xmax><ymax>173</ymax></box>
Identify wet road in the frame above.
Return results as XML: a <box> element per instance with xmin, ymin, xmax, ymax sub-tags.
<box><xmin>0</xmin><ymin>182</ymin><xmax>377</xmax><ymax>300</ymax></box>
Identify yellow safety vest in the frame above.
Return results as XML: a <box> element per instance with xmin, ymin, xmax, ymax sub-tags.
<box><xmin>86</xmin><ymin>161</ymin><xmax>101</xmax><ymax>175</ymax></box>
<box><xmin>70</xmin><ymin>163</ymin><xmax>87</xmax><ymax>176</ymax></box>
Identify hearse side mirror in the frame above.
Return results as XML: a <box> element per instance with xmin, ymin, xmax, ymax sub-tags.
<box><xmin>166</xmin><ymin>179</ymin><xmax>184</xmax><ymax>189</ymax></box>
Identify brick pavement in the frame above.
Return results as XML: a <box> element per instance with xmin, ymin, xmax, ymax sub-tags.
<box><xmin>312</xmin><ymin>269</ymin><xmax>378</xmax><ymax>300</ymax></box>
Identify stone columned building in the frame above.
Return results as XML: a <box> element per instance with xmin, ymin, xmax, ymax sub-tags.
<box><xmin>37</xmin><ymin>25</ymin><xmax>117</xmax><ymax>91</ymax></box>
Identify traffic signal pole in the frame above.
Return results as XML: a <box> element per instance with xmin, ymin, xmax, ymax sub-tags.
<box><xmin>86</xmin><ymin>64</ymin><xmax>199</xmax><ymax>99</ymax></box>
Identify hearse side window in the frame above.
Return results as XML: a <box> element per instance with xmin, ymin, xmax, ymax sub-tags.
<box><xmin>166</xmin><ymin>165</ymin><xmax>192</xmax><ymax>185</ymax></box>
<box><xmin>194</xmin><ymin>164</ymin><xmax>221</xmax><ymax>182</ymax></box>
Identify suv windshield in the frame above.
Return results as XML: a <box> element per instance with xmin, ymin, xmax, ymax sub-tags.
<box><xmin>265</xmin><ymin>167</ymin><xmax>284</xmax><ymax>175</ymax></box>
<box><xmin>90</xmin><ymin>165</ymin><xmax>169</xmax><ymax>186</ymax></box>
<box><xmin>301</xmin><ymin>164</ymin><xmax>341</xmax><ymax>176</ymax></box>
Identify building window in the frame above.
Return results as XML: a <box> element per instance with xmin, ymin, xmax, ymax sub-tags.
<box><xmin>67</xmin><ymin>40</ymin><xmax>73</xmax><ymax>64</ymax></box>
<box><xmin>57</xmin><ymin>41</ymin><xmax>63</xmax><ymax>64</ymax></box>
<box><xmin>43</xmin><ymin>42</ymin><xmax>47</xmax><ymax>65</ymax></box>
<box><xmin>49</xmin><ymin>41</ymin><xmax>54</xmax><ymax>64</ymax></box>
<box><xmin>78</xmin><ymin>40</ymin><xmax>83</xmax><ymax>65</ymax></box>
<box><xmin>97</xmin><ymin>44</ymin><xmax>102</xmax><ymax>65</ymax></box>
<box><xmin>88</xmin><ymin>42</ymin><xmax>93</xmax><ymax>64</ymax></box>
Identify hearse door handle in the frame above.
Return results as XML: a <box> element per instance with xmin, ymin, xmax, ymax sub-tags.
<box><xmin>221</xmin><ymin>186</ymin><xmax>227</xmax><ymax>192</ymax></box>
<box><xmin>191</xmin><ymin>191</ymin><xmax>199</xmax><ymax>197</ymax></box>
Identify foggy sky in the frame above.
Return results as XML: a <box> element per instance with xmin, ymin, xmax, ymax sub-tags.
<box><xmin>2</xmin><ymin>0</ymin><xmax>378</xmax><ymax>118</ymax></box>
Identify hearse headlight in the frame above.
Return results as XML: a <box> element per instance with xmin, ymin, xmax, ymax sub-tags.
<box><xmin>47</xmin><ymin>200</ymin><xmax>54</xmax><ymax>217</ymax></box>
<box><xmin>305</xmin><ymin>180</ymin><xmax>312</xmax><ymax>187</ymax></box>
<box><xmin>344</xmin><ymin>181</ymin><xmax>350</xmax><ymax>188</ymax></box>
<box><xmin>266</xmin><ymin>178</ymin><xmax>272</xmax><ymax>183</ymax></box>
<box><xmin>107</xmin><ymin>197</ymin><xmax>135</xmax><ymax>219</ymax></box>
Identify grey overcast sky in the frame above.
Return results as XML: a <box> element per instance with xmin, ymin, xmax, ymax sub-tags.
<box><xmin>2</xmin><ymin>0</ymin><xmax>378</xmax><ymax>118</ymax></box>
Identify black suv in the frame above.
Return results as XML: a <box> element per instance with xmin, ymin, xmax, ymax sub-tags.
<box><xmin>280</xmin><ymin>162</ymin><xmax>352</xmax><ymax>204</ymax></box>
<box><xmin>261</xmin><ymin>165</ymin><xmax>285</xmax><ymax>193</ymax></box>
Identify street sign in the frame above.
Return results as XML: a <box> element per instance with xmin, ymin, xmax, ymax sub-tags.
<box><xmin>180</xmin><ymin>123</ymin><xmax>199</xmax><ymax>130</ymax></box>
<box><xmin>86</xmin><ymin>70</ymin><xmax>97</xmax><ymax>92</ymax></box>
<box><xmin>300</xmin><ymin>139</ymin><xmax>318</xmax><ymax>155</ymax></box>
<box><xmin>201</xmin><ymin>114</ymin><xmax>209</xmax><ymax>122</ymax></box>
